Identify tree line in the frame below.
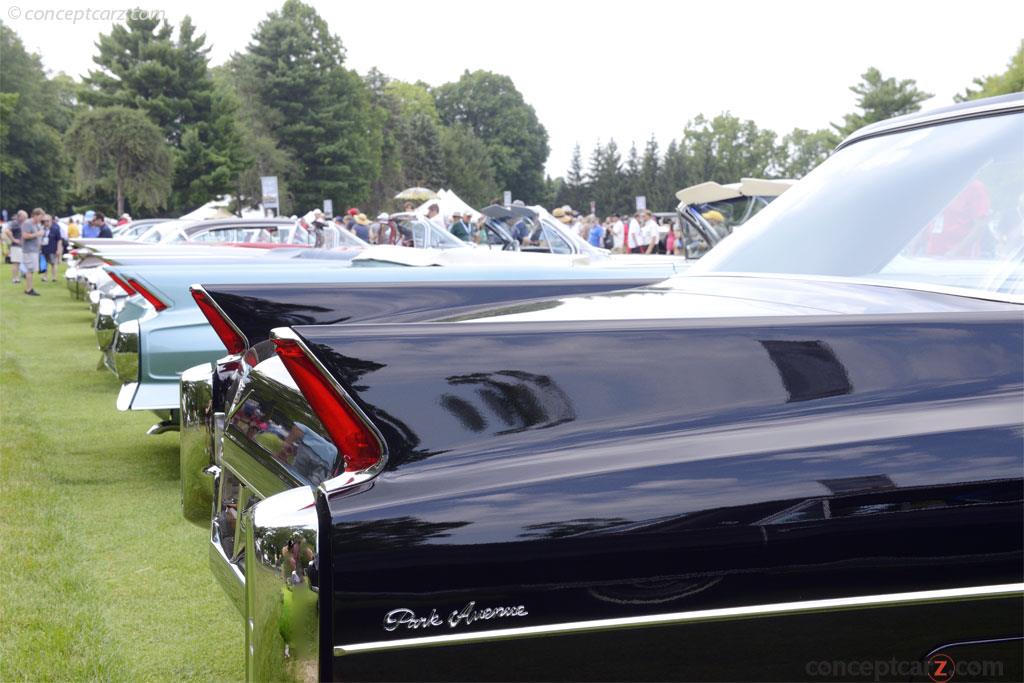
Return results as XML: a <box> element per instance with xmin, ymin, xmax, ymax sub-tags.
<box><xmin>1</xmin><ymin>2</ymin><xmax>1021</xmax><ymax>218</ymax></box>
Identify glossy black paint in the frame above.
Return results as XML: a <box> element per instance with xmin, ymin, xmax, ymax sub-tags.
<box><xmin>202</xmin><ymin>278</ymin><xmax>660</xmax><ymax>347</ymax></box>
<box><xmin>278</xmin><ymin>309</ymin><xmax>1024</xmax><ymax>679</ymax></box>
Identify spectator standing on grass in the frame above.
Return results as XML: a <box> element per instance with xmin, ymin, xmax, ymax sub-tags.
<box><xmin>474</xmin><ymin>215</ymin><xmax>489</xmax><ymax>245</ymax></box>
<box><xmin>20</xmin><ymin>208</ymin><xmax>44</xmax><ymax>295</ymax></box>
<box><xmin>637</xmin><ymin>210</ymin><xmax>659</xmax><ymax>254</ymax></box>
<box><xmin>81</xmin><ymin>210</ymin><xmax>98</xmax><ymax>238</ymax></box>
<box><xmin>587</xmin><ymin>215</ymin><xmax>605</xmax><ymax>247</ymax></box>
<box><xmin>66</xmin><ymin>215</ymin><xmax>81</xmax><ymax>239</ymax></box>
<box><xmin>449</xmin><ymin>211</ymin><xmax>470</xmax><ymax>241</ymax></box>
<box><xmin>607</xmin><ymin>214</ymin><xmax>624</xmax><ymax>252</ymax></box>
<box><xmin>425</xmin><ymin>203</ymin><xmax>445</xmax><ymax>232</ymax></box>
<box><xmin>353</xmin><ymin>213</ymin><xmax>371</xmax><ymax>242</ymax></box>
<box><xmin>92</xmin><ymin>212</ymin><xmax>113</xmax><ymax>238</ymax></box>
<box><xmin>41</xmin><ymin>214</ymin><xmax>63</xmax><ymax>282</ymax></box>
<box><xmin>626</xmin><ymin>212</ymin><xmax>644</xmax><ymax>253</ymax></box>
<box><xmin>4</xmin><ymin>210</ymin><xmax>27</xmax><ymax>283</ymax></box>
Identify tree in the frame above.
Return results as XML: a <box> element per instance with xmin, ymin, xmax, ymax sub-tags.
<box><xmin>834</xmin><ymin>67</ymin><xmax>933</xmax><ymax>136</ymax></box>
<box><xmin>682</xmin><ymin>113</ymin><xmax>779</xmax><ymax>184</ymax></box>
<box><xmin>777</xmin><ymin>128</ymin><xmax>838</xmax><ymax>178</ymax></box>
<box><xmin>434</xmin><ymin>70</ymin><xmax>549</xmax><ymax>202</ymax></box>
<box><xmin>174</xmin><ymin>82</ymin><xmax>248</xmax><ymax>210</ymax></box>
<box><xmin>639</xmin><ymin>136</ymin><xmax>663</xmax><ymax>210</ymax></box>
<box><xmin>554</xmin><ymin>143</ymin><xmax>586</xmax><ymax>211</ymax></box>
<box><xmin>82</xmin><ymin>14</ymin><xmax>243</xmax><ymax>212</ymax></box>
<box><xmin>0</xmin><ymin>22</ymin><xmax>68</xmax><ymax>212</ymax></box>
<box><xmin>586</xmin><ymin>139</ymin><xmax>627</xmax><ymax>215</ymax></box>
<box><xmin>65</xmin><ymin>107</ymin><xmax>173</xmax><ymax>215</ymax></box>
<box><xmin>218</xmin><ymin>63</ymin><xmax>298</xmax><ymax>214</ymax></box>
<box><xmin>238</xmin><ymin>0</ymin><xmax>382</xmax><ymax>211</ymax></box>
<box><xmin>438</xmin><ymin>125</ymin><xmax>499</xmax><ymax>208</ymax></box>
<box><xmin>623</xmin><ymin>143</ymin><xmax>641</xmax><ymax>208</ymax></box>
<box><xmin>955</xmin><ymin>40</ymin><xmax>1024</xmax><ymax>102</ymax></box>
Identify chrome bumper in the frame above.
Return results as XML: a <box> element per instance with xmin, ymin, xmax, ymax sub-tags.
<box><xmin>245</xmin><ymin>487</ymin><xmax>320</xmax><ymax>682</ymax></box>
<box><xmin>112</xmin><ymin>319</ymin><xmax>140</xmax><ymax>384</ymax></box>
<box><xmin>94</xmin><ymin>298</ymin><xmax>118</xmax><ymax>350</ymax></box>
<box><xmin>180</xmin><ymin>363</ymin><xmax>219</xmax><ymax>525</ymax></box>
<box><xmin>65</xmin><ymin>266</ymin><xmax>78</xmax><ymax>297</ymax></box>
<box><xmin>209</xmin><ymin>437</ymin><xmax>321</xmax><ymax>680</ymax></box>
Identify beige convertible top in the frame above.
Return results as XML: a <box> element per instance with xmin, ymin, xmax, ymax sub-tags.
<box><xmin>675</xmin><ymin>177</ymin><xmax>795</xmax><ymax>205</ymax></box>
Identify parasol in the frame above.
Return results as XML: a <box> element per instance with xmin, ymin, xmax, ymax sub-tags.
<box><xmin>394</xmin><ymin>187</ymin><xmax>438</xmax><ymax>201</ymax></box>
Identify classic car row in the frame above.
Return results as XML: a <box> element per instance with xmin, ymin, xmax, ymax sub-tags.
<box><xmin>67</xmin><ymin>94</ymin><xmax>1023</xmax><ymax>682</ymax></box>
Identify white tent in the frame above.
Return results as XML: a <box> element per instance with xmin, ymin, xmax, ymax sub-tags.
<box><xmin>179</xmin><ymin>196</ymin><xmax>266</xmax><ymax>220</ymax></box>
<box><xmin>414</xmin><ymin>189</ymin><xmax>480</xmax><ymax>224</ymax></box>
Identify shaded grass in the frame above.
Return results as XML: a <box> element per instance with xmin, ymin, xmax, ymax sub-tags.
<box><xmin>0</xmin><ymin>269</ymin><xmax>243</xmax><ymax>681</ymax></box>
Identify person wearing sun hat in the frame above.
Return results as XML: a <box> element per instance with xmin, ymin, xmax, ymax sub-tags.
<box><xmin>353</xmin><ymin>213</ymin><xmax>371</xmax><ymax>242</ymax></box>
<box><xmin>702</xmin><ymin>209</ymin><xmax>725</xmax><ymax>226</ymax></box>
<box><xmin>449</xmin><ymin>210</ymin><xmax>470</xmax><ymax>241</ymax></box>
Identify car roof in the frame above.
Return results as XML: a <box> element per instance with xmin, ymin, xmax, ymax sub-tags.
<box><xmin>180</xmin><ymin>217</ymin><xmax>294</xmax><ymax>236</ymax></box>
<box><xmin>837</xmin><ymin>92</ymin><xmax>1024</xmax><ymax>151</ymax></box>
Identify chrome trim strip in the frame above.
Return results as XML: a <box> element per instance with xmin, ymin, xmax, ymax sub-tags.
<box><xmin>335</xmin><ymin>583</ymin><xmax>1024</xmax><ymax>656</ymax></box>
<box><xmin>684</xmin><ymin>272</ymin><xmax>1024</xmax><ymax>306</ymax></box>
<box><xmin>268</xmin><ymin>327</ymin><xmax>389</xmax><ymax>495</ymax></box>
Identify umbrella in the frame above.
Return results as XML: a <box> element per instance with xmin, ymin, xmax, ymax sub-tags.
<box><xmin>394</xmin><ymin>187</ymin><xmax>438</xmax><ymax>201</ymax></box>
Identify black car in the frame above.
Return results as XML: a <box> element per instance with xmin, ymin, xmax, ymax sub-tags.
<box><xmin>185</xmin><ymin>94</ymin><xmax>1023</xmax><ymax>681</ymax></box>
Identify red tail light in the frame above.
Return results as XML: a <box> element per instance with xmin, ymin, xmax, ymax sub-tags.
<box><xmin>107</xmin><ymin>272</ymin><xmax>137</xmax><ymax>295</ymax></box>
<box><xmin>127</xmin><ymin>278</ymin><xmax>167</xmax><ymax>311</ymax></box>
<box><xmin>272</xmin><ymin>336</ymin><xmax>383</xmax><ymax>473</ymax></box>
<box><xmin>191</xmin><ymin>288</ymin><xmax>247</xmax><ymax>355</ymax></box>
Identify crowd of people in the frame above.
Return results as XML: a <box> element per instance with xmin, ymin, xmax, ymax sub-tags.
<box><xmin>300</xmin><ymin>200</ymin><xmax>700</xmax><ymax>256</ymax></box>
<box><xmin>0</xmin><ymin>208</ymin><xmax>127</xmax><ymax>296</ymax></box>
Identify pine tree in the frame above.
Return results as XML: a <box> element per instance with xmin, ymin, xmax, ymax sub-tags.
<box><xmin>834</xmin><ymin>67</ymin><xmax>933</xmax><ymax>136</ymax></box>
<box><xmin>639</xmin><ymin>135</ymin><xmax>662</xmax><ymax>209</ymax></box>
<box><xmin>237</xmin><ymin>0</ymin><xmax>382</xmax><ymax>211</ymax></box>
<box><xmin>82</xmin><ymin>15</ymin><xmax>243</xmax><ymax>212</ymax></box>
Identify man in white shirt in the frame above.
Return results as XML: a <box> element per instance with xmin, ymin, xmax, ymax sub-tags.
<box><xmin>609</xmin><ymin>213</ymin><xmax>624</xmax><ymax>252</ymax></box>
<box><xmin>640</xmin><ymin>210</ymin><xmax>661</xmax><ymax>254</ymax></box>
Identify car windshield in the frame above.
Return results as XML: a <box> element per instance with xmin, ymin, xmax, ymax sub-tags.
<box><xmin>392</xmin><ymin>218</ymin><xmax>466</xmax><ymax>249</ymax></box>
<box><xmin>529</xmin><ymin>211</ymin><xmax>605</xmax><ymax>257</ymax></box>
<box><xmin>136</xmin><ymin>220</ymin><xmax>193</xmax><ymax>243</ymax></box>
<box><xmin>691</xmin><ymin>112</ymin><xmax>1024</xmax><ymax>298</ymax></box>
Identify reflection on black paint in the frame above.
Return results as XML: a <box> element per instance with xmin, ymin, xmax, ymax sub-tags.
<box><xmin>759</xmin><ymin>340</ymin><xmax>852</xmax><ymax>402</ymax></box>
<box><xmin>215</xmin><ymin>292</ymin><xmax>349</xmax><ymax>329</ymax></box>
<box><xmin>443</xmin><ymin>370</ymin><xmax>576</xmax><ymax>435</ymax></box>
<box><xmin>758</xmin><ymin>479</ymin><xmax>1021</xmax><ymax>525</ymax></box>
<box><xmin>440</xmin><ymin>394</ymin><xmax>488</xmax><ymax>432</ymax></box>
<box><xmin>819</xmin><ymin>474</ymin><xmax>896</xmax><ymax>494</ymax></box>
<box><xmin>334</xmin><ymin>516</ymin><xmax>470</xmax><ymax>550</ymax></box>
<box><xmin>519</xmin><ymin>517</ymin><xmax>632</xmax><ymax>539</ymax></box>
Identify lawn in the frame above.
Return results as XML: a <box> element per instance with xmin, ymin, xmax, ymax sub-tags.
<box><xmin>0</xmin><ymin>266</ymin><xmax>243</xmax><ymax>681</ymax></box>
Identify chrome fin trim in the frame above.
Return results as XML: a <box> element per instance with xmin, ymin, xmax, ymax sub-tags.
<box><xmin>334</xmin><ymin>583</ymin><xmax>1024</xmax><ymax>656</ymax></box>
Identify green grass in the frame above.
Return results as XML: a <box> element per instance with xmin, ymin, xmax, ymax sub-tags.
<box><xmin>0</xmin><ymin>267</ymin><xmax>243</xmax><ymax>681</ymax></box>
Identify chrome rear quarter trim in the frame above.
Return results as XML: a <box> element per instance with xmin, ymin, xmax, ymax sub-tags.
<box><xmin>335</xmin><ymin>583</ymin><xmax>1024</xmax><ymax>656</ymax></box>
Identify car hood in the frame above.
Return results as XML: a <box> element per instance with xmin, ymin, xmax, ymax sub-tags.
<box><xmin>452</xmin><ymin>275</ymin><xmax>1019</xmax><ymax>322</ymax></box>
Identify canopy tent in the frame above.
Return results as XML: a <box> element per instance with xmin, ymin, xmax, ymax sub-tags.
<box><xmin>414</xmin><ymin>189</ymin><xmax>481</xmax><ymax>224</ymax></box>
<box><xmin>675</xmin><ymin>177</ymin><xmax>794</xmax><ymax>207</ymax></box>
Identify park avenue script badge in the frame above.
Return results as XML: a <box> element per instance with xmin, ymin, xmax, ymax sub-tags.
<box><xmin>383</xmin><ymin>602</ymin><xmax>529</xmax><ymax>632</ymax></box>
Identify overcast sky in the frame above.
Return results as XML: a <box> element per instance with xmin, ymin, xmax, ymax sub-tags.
<box><xmin>8</xmin><ymin>0</ymin><xmax>1023</xmax><ymax>177</ymax></box>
